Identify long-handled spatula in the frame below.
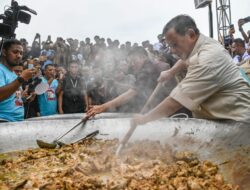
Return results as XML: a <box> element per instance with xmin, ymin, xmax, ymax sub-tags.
<box><xmin>37</xmin><ymin>116</ymin><xmax>89</xmax><ymax>149</ymax></box>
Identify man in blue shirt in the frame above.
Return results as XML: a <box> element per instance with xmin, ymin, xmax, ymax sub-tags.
<box><xmin>37</xmin><ymin>64</ymin><xmax>59</xmax><ymax>116</ymax></box>
<box><xmin>0</xmin><ymin>39</ymin><xmax>35</xmax><ymax>122</ymax></box>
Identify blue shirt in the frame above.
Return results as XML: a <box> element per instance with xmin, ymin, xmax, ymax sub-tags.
<box><xmin>0</xmin><ymin>63</ymin><xmax>24</xmax><ymax>121</ymax></box>
<box><xmin>37</xmin><ymin>77</ymin><xmax>58</xmax><ymax>116</ymax></box>
<box><xmin>233</xmin><ymin>51</ymin><xmax>250</xmax><ymax>65</ymax></box>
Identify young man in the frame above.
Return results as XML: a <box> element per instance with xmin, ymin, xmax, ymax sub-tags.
<box><xmin>133</xmin><ymin>15</ymin><xmax>250</xmax><ymax>126</ymax></box>
<box><xmin>87</xmin><ymin>47</ymin><xmax>162</xmax><ymax>116</ymax></box>
<box><xmin>231</xmin><ymin>38</ymin><xmax>250</xmax><ymax>65</ymax></box>
<box><xmin>0</xmin><ymin>39</ymin><xmax>35</xmax><ymax>122</ymax></box>
<box><xmin>58</xmin><ymin>61</ymin><xmax>88</xmax><ymax>114</ymax></box>
<box><xmin>37</xmin><ymin>64</ymin><xmax>59</xmax><ymax>116</ymax></box>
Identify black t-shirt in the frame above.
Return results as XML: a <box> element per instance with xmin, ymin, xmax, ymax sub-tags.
<box><xmin>62</xmin><ymin>74</ymin><xmax>86</xmax><ymax>113</ymax></box>
<box><xmin>123</xmin><ymin>60</ymin><xmax>160</xmax><ymax>112</ymax></box>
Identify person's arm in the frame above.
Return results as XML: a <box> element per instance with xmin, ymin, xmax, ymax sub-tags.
<box><xmin>58</xmin><ymin>90</ymin><xmax>64</xmax><ymax>114</ymax></box>
<box><xmin>238</xmin><ymin>19</ymin><xmax>249</xmax><ymax>43</ymax></box>
<box><xmin>0</xmin><ymin>69</ymin><xmax>34</xmax><ymax>102</ymax></box>
<box><xmin>56</xmin><ymin>79</ymin><xmax>63</xmax><ymax>95</ymax></box>
<box><xmin>132</xmin><ymin>96</ymin><xmax>183</xmax><ymax>126</ymax></box>
<box><xmin>157</xmin><ymin>59</ymin><xmax>187</xmax><ymax>82</ymax></box>
<box><xmin>87</xmin><ymin>88</ymin><xmax>137</xmax><ymax>117</ymax></box>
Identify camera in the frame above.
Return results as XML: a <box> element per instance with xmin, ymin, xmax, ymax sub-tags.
<box><xmin>0</xmin><ymin>0</ymin><xmax>37</xmax><ymax>38</ymax></box>
<box><xmin>22</xmin><ymin>76</ymin><xmax>42</xmax><ymax>103</ymax></box>
<box><xmin>27</xmin><ymin>77</ymin><xmax>42</xmax><ymax>94</ymax></box>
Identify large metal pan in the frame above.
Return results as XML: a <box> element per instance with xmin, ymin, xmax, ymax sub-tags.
<box><xmin>0</xmin><ymin>113</ymin><xmax>249</xmax><ymax>189</ymax></box>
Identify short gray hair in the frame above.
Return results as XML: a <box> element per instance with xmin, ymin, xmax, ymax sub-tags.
<box><xmin>162</xmin><ymin>15</ymin><xmax>200</xmax><ymax>36</ymax></box>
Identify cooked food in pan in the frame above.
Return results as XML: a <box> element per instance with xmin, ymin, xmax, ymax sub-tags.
<box><xmin>0</xmin><ymin>139</ymin><xmax>239</xmax><ymax>190</ymax></box>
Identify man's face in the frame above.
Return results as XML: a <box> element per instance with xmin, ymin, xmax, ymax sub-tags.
<box><xmin>165</xmin><ymin>28</ymin><xmax>197</xmax><ymax>60</ymax></box>
<box><xmin>232</xmin><ymin>42</ymin><xmax>244</xmax><ymax>55</ymax></box>
<box><xmin>129</xmin><ymin>55</ymin><xmax>144</xmax><ymax>73</ymax></box>
<box><xmin>69</xmin><ymin>63</ymin><xmax>79</xmax><ymax>76</ymax></box>
<box><xmin>3</xmin><ymin>44</ymin><xmax>23</xmax><ymax>67</ymax></box>
<box><xmin>44</xmin><ymin>65</ymin><xmax>55</xmax><ymax>79</ymax></box>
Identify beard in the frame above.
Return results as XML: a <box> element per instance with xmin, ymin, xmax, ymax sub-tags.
<box><xmin>6</xmin><ymin>57</ymin><xmax>20</xmax><ymax>67</ymax></box>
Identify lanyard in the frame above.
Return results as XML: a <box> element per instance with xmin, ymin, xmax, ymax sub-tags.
<box><xmin>70</xmin><ymin>78</ymin><xmax>78</xmax><ymax>88</ymax></box>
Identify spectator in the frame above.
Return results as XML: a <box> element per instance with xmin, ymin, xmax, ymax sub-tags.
<box><xmin>153</xmin><ymin>34</ymin><xmax>164</xmax><ymax>51</ymax></box>
<box><xmin>238</xmin><ymin>16</ymin><xmax>250</xmax><ymax>43</ymax></box>
<box><xmin>0</xmin><ymin>39</ymin><xmax>34</xmax><ymax>122</ymax></box>
<box><xmin>20</xmin><ymin>38</ymin><xmax>31</xmax><ymax>61</ymax></box>
<box><xmin>232</xmin><ymin>38</ymin><xmax>250</xmax><ymax>65</ymax></box>
<box><xmin>58</xmin><ymin>61</ymin><xmax>88</xmax><ymax>114</ymax></box>
<box><xmin>30</xmin><ymin>33</ymin><xmax>41</xmax><ymax>58</ymax></box>
<box><xmin>37</xmin><ymin>64</ymin><xmax>59</xmax><ymax>116</ymax></box>
<box><xmin>54</xmin><ymin>37</ymin><xmax>68</xmax><ymax>67</ymax></box>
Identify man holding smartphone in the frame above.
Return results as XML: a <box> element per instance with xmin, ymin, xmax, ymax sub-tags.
<box><xmin>238</xmin><ymin>16</ymin><xmax>250</xmax><ymax>43</ymax></box>
<box><xmin>0</xmin><ymin>39</ymin><xmax>35</xmax><ymax>122</ymax></box>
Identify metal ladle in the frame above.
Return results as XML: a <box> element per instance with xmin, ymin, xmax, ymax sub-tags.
<box><xmin>36</xmin><ymin>116</ymin><xmax>89</xmax><ymax>149</ymax></box>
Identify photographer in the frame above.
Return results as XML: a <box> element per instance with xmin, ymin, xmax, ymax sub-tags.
<box><xmin>53</xmin><ymin>37</ymin><xmax>67</xmax><ymax>67</ymax></box>
<box><xmin>223</xmin><ymin>24</ymin><xmax>235</xmax><ymax>54</ymax></box>
<box><xmin>0</xmin><ymin>39</ymin><xmax>35</xmax><ymax>122</ymax></box>
<box><xmin>21</xmin><ymin>58</ymin><xmax>41</xmax><ymax>118</ymax></box>
<box><xmin>238</xmin><ymin>16</ymin><xmax>250</xmax><ymax>43</ymax></box>
<box><xmin>30</xmin><ymin>33</ymin><xmax>41</xmax><ymax>58</ymax></box>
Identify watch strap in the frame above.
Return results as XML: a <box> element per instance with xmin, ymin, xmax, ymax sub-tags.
<box><xmin>17</xmin><ymin>76</ymin><xmax>25</xmax><ymax>84</ymax></box>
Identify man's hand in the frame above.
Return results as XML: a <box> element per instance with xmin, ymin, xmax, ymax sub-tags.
<box><xmin>87</xmin><ymin>104</ymin><xmax>106</xmax><ymax>118</ymax></box>
<box><xmin>20</xmin><ymin>68</ymin><xmax>36</xmax><ymax>81</ymax></box>
<box><xmin>157</xmin><ymin>70</ymin><xmax>174</xmax><ymax>83</ymax></box>
<box><xmin>238</xmin><ymin>19</ymin><xmax>246</xmax><ymax>28</ymax></box>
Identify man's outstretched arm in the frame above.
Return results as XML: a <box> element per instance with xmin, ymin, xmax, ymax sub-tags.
<box><xmin>132</xmin><ymin>96</ymin><xmax>183</xmax><ymax>126</ymax></box>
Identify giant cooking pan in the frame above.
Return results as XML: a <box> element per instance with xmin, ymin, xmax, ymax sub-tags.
<box><xmin>0</xmin><ymin>113</ymin><xmax>249</xmax><ymax>189</ymax></box>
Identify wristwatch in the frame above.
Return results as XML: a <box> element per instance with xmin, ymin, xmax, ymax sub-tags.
<box><xmin>17</xmin><ymin>76</ymin><xmax>25</xmax><ymax>84</ymax></box>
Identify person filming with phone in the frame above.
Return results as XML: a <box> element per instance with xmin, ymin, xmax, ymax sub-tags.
<box><xmin>0</xmin><ymin>39</ymin><xmax>36</xmax><ymax>122</ymax></box>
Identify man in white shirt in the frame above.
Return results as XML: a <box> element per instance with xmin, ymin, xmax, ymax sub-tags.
<box><xmin>133</xmin><ymin>15</ymin><xmax>250</xmax><ymax>126</ymax></box>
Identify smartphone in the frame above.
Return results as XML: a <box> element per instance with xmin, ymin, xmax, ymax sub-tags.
<box><xmin>230</xmin><ymin>24</ymin><xmax>235</xmax><ymax>34</ymax></box>
<box><xmin>28</xmin><ymin>64</ymin><xmax>34</xmax><ymax>69</ymax></box>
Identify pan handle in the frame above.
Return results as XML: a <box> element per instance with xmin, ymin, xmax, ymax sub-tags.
<box><xmin>74</xmin><ymin>130</ymin><xmax>99</xmax><ymax>143</ymax></box>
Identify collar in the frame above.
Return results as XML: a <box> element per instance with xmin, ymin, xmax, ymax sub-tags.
<box><xmin>187</xmin><ymin>33</ymin><xmax>205</xmax><ymax>60</ymax></box>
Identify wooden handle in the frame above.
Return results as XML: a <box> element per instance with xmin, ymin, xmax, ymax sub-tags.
<box><xmin>141</xmin><ymin>82</ymin><xmax>162</xmax><ymax>114</ymax></box>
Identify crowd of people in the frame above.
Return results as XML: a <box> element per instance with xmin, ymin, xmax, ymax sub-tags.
<box><xmin>0</xmin><ymin>15</ymin><xmax>250</xmax><ymax>123</ymax></box>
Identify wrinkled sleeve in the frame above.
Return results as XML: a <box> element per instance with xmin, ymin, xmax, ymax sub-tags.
<box><xmin>170</xmin><ymin>52</ymin><xmax>220</xmax><ymax>111</ymax></box>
